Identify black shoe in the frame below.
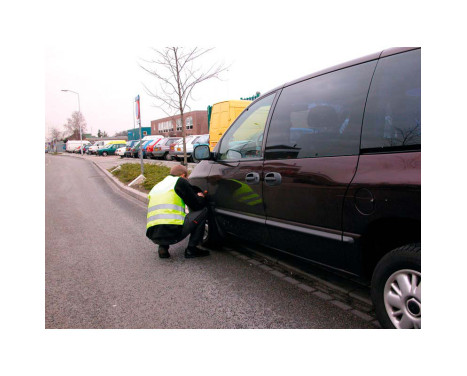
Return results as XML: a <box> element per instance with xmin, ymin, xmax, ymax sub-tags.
<box><xmin>158</xmin><ymin>246</ymin><xmax>170</xmax><ymax>259</ymax></box>
<box><xmin>184</xmin><ymin>246</ymin><xmax>210</xmax><ymax>258</ymax></box>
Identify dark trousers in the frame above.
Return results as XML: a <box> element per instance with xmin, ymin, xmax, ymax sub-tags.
<box><xmin>155</xmin><ymin>207</ymin><xmax>207</xmax><ymax>249</ymax></box>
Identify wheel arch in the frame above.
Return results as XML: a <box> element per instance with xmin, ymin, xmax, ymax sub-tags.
<box><xmin>359</xmin><ymin>217</ymin><xmax>421</xmax><ymax>279</ymax></box>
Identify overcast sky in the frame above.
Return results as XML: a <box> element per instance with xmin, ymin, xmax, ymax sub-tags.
<box><xmin>43</xmin><ymin>0</ymin><xmax>425</xmax><ymax>140</ymax></box>
<box><xmin>46</xmin><ymin>43</ymin><xmax>384</xmax><ymax>138</ymax></box>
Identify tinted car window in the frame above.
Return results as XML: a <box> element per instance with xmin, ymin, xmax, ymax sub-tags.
<box><xmin>361</xmin><ymin>49</ymin><xmax>421</xmax><ymax>151</ymax></box>
<box><xmin>265</xmin><ymin>61</ymin><xmax>377</xmax><ymax>160</ymax></box>
<box><xmin>218</xmin><ymin>94</ymin><xmax>275</xmax><ymax>160</ymax></box>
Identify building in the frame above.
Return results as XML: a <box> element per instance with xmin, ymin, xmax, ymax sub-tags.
<box><xmin>150</xmin><ymin>111</ymin><xmax>208</xmax><ymax>137</ymax></box>
<box><xmin>127</xmin><ymin>127</ymin><xmax>151</xmax><ymax>140</ymax></box>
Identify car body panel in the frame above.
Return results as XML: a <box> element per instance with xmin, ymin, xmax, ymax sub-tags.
<box><xmin>207</xmin><ymin>160</ymin><xmax>267</xmax><ymax>244</ymax></box>
<box><xmin>262</xmin><ymin>156</ymin><xmax>359</xmax><ymax>269</ymax></box>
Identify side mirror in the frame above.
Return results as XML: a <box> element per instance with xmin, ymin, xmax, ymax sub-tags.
<box><xmin>193</xmin><ymin>144</ymin><xmax>211</xmax><ymax>161</ymax></box>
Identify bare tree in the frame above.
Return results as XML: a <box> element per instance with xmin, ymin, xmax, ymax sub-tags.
<box><xmin>50</xmin><ymin>127</ymin><xmax>62</xmax><ymax>141</ymax></box>
<box><xmin>139</xmin><ymin>47</ymin><xmax>228</xmax><ymax>165</ymax></box>
<box><xmin>64</xmin><ymin>111</ymin><xmax>87</xmax><ymax>140</ymax></box>
<box><xmin>114</xmin><ymin>130</ymin><xmax>128</xmax><ymax>137</ymax></box>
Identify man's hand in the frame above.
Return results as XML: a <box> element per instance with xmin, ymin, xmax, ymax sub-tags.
<box><xmin>197</xmin><ymin>190</ymin><xmax>208</xmax><ymax>197</ymax></box>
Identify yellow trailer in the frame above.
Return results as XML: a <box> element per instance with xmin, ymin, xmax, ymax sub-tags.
<box><xmin>209</xmin><ymin>100</ymin><xmax>251</xmax><ymax>149</ymax></box>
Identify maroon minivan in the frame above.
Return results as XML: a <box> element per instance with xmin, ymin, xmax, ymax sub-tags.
<box><xmin>190</xmin><ymin>47</ymin><xmax>421</xmax><ymax>329</ymax></box>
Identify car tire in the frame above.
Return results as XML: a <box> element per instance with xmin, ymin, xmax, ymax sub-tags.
<box><xmin>201</xmin><ymin>214</ymin><xmax>223</xmax><ymax>248</ymax></box>
<box><xmin>102</xmin><ymin>152</ymin><xmax>108</xmax><ymax>157</ymax></box>
<box><xmin>164</xmin><ymin>153</ymin><xmax>172</xmax><ymax>161</ymax></box>
<box><xmin>371</xmin><ymin>243</ymin><xmax>421</xmax><ymax>329</ymax></box>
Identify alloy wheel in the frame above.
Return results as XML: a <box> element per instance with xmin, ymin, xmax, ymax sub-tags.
<box><xmin>383</xmin><ymin>269</ymin><xmax>421</xmax><ymax>329</ymax></box>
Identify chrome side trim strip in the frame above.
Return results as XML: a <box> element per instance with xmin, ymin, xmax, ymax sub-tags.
<box><xmin>214</xmin><ymin>208</ymin><xmax>266</xmax><ymax>225</ymax></box>
<box><xmin>214</xmin><ymin>208</ymin><xmax>354</xmax><ymax>244</ymax></box>
<box><xmin>266</xmin><ymin>219</ymin><xmax>354</xmax><ymax>244</ymax></box>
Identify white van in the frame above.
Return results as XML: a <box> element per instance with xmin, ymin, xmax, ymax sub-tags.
<box><xmin>66</xmin><ymin>140</ymin><xmax>90</xmax><ymax>152</ymax></box>
<box><xmin>142</xmin><ymin>135</ymin><xmax>164</xmax><ymax>142</ymax></box>
<box><xmin>88</xmin><ymin>140</ymin><xmax>105</xmax><ymax>155</ymax></box>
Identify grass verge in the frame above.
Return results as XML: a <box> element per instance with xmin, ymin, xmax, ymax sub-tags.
<box><xmin>109</xmin><ymin>163</ymin><xmax>171</xmax><ymax>192</ymax></box>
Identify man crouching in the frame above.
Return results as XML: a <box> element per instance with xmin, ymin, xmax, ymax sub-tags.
<box><xmin>146</xmin><ymin>165</ymin><xmax>209</xmax><ymax>259</ymax></box>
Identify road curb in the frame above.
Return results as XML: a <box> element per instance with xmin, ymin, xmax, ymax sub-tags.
<box><xmin>93</xmin><ymin>160</ymin><xmax>149</xmax><ymax>204</ymax></box>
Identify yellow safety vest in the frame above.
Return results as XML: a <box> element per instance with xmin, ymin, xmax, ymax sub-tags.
<box><xmin>147</xmin><ymin>175</ymin><xmax>186</xmax><ymax>229</ymax></box>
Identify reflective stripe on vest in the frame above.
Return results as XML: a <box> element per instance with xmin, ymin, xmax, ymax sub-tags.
<box><xmin>147</xmin><ymin>175</ymin><xmax>186</xmax><ymax>228</ymax></box>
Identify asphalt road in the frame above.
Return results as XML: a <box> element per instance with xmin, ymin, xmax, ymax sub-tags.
<box><xmin>45</xmin><ymin>154</ymin><xmax>375</xmax><ymax>328</ymax></box>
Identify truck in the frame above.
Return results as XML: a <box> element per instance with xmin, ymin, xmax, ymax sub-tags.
<box><xmin>66</xmin><ymin>140</ymin><xmax>91</xmax><ymax>153</ymax></box>
<box><xmin>207</xmin><ymin>99</ymin><xmax>253</xmax><ymax>149</ymax></box>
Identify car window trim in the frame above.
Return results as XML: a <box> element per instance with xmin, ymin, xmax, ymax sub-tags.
<box><xmin>360</xmin><ymin>144</ymin><xmax>421</xmax><ymax>154</ymax></box>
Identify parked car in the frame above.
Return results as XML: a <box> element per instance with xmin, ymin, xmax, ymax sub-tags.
<box><xmin>141</xmin><ymin>135</ymin><xmax>165</xmax><ymax>144</ymax></box>
<box><xmin>124</xmin><ymin>140</ymin><xmax>139</xmax><ymax>158</ymax></box>
<box><xmin>88</xmin><ymin>141</ymin><xmax>105</xmax><ymax>155</ymax></box>
<box><xmin>138</xmin><ymin>139</ymin><xmax>155</xmax><ymax>159</ymax></box>
<box><xmin>169</xmin><ymin>134</ymin><xmax>206</xmax><ymax>162</ymax></box>
<box><xmin>73</xmin><ymin>144</ymin><xmax>90</xmax><ymax>154</ymax></box>
<box><xmin>130</xmin><ymin>140</ymin><xmax>142</xmax><ymax>158</ymax></box>
<box><xmin>151</xmin><ymin>137</ymin><xmax>182</xmax><ymax>160</ymax></box>
<box><xmin>191</xmin><ymin>47</ymin><xmax>421</xmax><ymax>329</ymax></box>
<box><xmin>82</xmin><ymin>144</ymin><xmax>92</xmax><ymax>154</ymax></box>
<box><xmin>168</xmin><ymin>139</ymin><xmax>181</xmax><ymax>159</ymax></box>
<box><xmin>145</xmin><ymin>138</ymin><xmax>165</xmax><ymax>159</ymax></box>
<box><xmin>116</xmin><ymin>146</ymin><xmax>126</xmax><ymax>158</ymax></box>
<box><xmin>97</xmin><ymin>143</ymin><xmax>126</xmax><ymax>156</ymax></box>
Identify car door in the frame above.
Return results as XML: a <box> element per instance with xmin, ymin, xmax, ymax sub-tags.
<box><xmin>110</xmin><ymin>144</ymin><xmax>118</xmax><ymax>154</ymax></box>
<box><xmin>262</xmin><ymin>60</ymin><xmax>377</xmax><ymax>270</ymax></box>
<box><xmin>207</xmin><ymin>93</ymin><xmax>276</xmax><ymax>244</ymax></box>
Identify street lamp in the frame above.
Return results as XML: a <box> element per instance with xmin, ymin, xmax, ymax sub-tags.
<box><xmin>61</xmin><ymin>89</ymin><xmax>83</xmax><ymax>155</ymax></box>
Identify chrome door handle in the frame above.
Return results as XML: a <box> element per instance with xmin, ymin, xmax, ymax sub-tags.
<box><xmin>264</xmin><ymin>172</ymin><xmax>282</xmax><ymax>186</ymax></box>
<box><xmin>245</xmin><ymin>172</ymin><xmax>260</xmax><ymax>185</ymax></box>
